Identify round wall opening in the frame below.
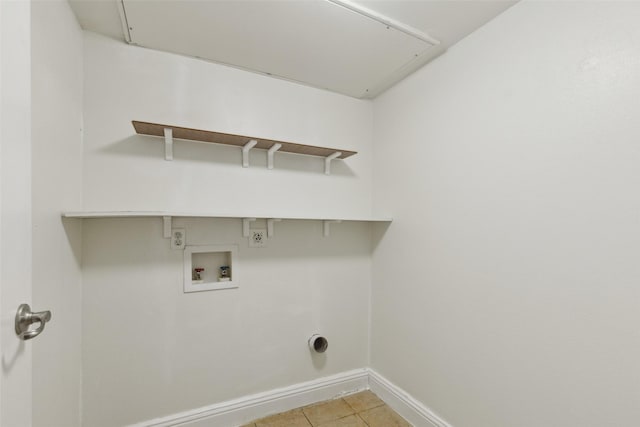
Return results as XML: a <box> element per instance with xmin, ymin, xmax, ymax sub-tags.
<box><xmin>309</xmin><ymin>334</ymin><xmax>328</xmax><ymax>353</ymax></box>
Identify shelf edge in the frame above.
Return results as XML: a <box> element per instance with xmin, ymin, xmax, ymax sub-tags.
<box><xmin>61</xmin><ymin>211</ymin><xmax>392</xmax><ymax>222</ymax></box>
<box><xmin>132</xmin><ymin>121</ymin><xmax>357</xmax><ymax>160</ymax></box>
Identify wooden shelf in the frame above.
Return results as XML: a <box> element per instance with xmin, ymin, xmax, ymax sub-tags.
<box><xmin>132</xmin><ymin>121</ymin><xmax>357</xmax><ymax>160</ymax></box>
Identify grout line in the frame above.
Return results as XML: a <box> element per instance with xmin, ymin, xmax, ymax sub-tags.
<box><xmin>301</xmin><ymin>407</ymin><xmax>314</xmax><ymax>426</ymax></box>
<box><xmin>252</xmin><ymin>391</ymin><xmax>401</xmax><ymax>427</ymax></box>
<box><xmin>356</xmin><ymin>413</ymin><xmax>371</xmax><ymax>427</ymax></box>
<box><xmin>344</xmin><ymin>399</ymin><xmax>357</xmax><ymax>413</ymax></box>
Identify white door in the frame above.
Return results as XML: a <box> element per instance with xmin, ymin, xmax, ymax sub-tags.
<box><xmin>1</xmin><ymin>0</ymin><xmax>34</xmax><ymax>425</ymax></box>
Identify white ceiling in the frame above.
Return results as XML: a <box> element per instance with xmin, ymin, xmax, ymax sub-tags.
<box><xmin>68</xmin><ymin>0</ymin><xmax>516</xmax><ymax>99</ymax></box>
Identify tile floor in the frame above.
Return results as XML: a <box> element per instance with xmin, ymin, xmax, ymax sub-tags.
<box><xmin>241</xmin><ymin>390</ymin><xmax>411</xmax><ymax>427</ymax></box>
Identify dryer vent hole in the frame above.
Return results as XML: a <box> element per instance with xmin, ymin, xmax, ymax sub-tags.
<box><xmin>309</xmin><ymin>335</ymin><xmax>328</xmax><ymax>353</ymax></box>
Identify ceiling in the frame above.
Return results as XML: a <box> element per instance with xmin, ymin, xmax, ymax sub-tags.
<box><xmin>68</xmin><ymin>0</ymin><xmax>516</xmax><ymax>99</ymax></box>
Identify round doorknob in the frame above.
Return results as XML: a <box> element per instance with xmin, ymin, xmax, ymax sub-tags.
<box><xmin>15</xmin><ymin>303</ymin><xmax>51</xmax><ymax>341</ymax></box>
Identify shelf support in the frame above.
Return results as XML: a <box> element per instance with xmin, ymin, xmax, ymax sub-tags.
<box><xmin>267</xmin><ymin>143</ymin><xmax>282</xmax><ymax>170</ymax></box>
<box><xmin>323</xmin><ymin>220</ymin><xmax>342</xmax><ymax>237</ymax></box>
<box><xmin>267</xmin><ymin>218</ymin><xmax>281</xmax><ymax>237</ymax></box>
<box><xmin>242</xmin><ymin>140</ymin><xmax>258</xmax><ymax>168</ymax></box>
<box><xmin>164</xmin><ymin>128</ymin><xmax>173</xmax><ymax>161</ymax></box>
<box><xmin>242</xmin><ymin>218</ymin><xmax>256</xmax><ymax>237</ymax></box>
<box><xmin>325</xmin><ymin>152</ymin><xmax>342</xmax><ymax>175</ymax></box>
<box><xmin>163</xmin><ymin>216</ymin><xmax>172</xmax><ymax>238</ymax></box>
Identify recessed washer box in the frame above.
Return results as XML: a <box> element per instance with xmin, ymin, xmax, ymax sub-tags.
<box><xmin>183</xmin><ymin>244</ymin><xmax>239</xmax><ymax>293</ymax></box>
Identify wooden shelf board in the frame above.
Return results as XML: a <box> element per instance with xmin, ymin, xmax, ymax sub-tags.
<box><xmin>132</xmin><ymin>121</ymin><xmax>357</xmax><ymax>160</ymax></box>
<box><xmin>62</xmin><ymin>211</ymin><xmax>392</xmax><ymax>223</ymax></box>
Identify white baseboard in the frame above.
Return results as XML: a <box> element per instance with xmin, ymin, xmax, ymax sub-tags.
<box><xmin>128</xmin><ymin>368</ymin><xmax>452</xmax><ymax>427</ymax></box>
<box><xmin>128</xmin><ymin>368</ymin><xmax>369</xmax><ymax>427</ymax></box>
<box><xmin>367</xmin><ymin>368</ymin><xmax>452</xmax><ymax>427</ymax></box>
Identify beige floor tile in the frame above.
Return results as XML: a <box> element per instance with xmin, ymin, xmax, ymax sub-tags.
<box><xmin>358</xmin><ymin>404</ymin><xmax>411</xmax><ymax>427</ymax></box>
<box><xmin>303</xmin><ymin>398</ymin><xmax>354</xmax><ymax>426</ymax></box>
<box><xmin>343</xmin><ymin>390</ymin><xmax>385</xmax><ymax>413</ymax></box>
<box><xmin>239</xmin><ymin>424</ymin><xmax>256</xmax><ymax>427</ymax></box>
<box><xmin>317</xmin><ymin>414</ymin><xmax>367</xmax><ymax>427</ymax></box>
<box><xmin>254</xmin><ymin>408</ymin><xmax>312</xmax><ymax>427</ymax></box>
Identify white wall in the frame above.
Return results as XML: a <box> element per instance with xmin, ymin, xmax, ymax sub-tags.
<box><xmin>82</xmin><ymin>218</ymin><xmax>372</xmax><ymax>426</ymax></box>
<box><xmin>82</xmin><ymin>33</ymin><xmax>373</xmax><ymax>218</ymax></box>
<box><xmin>31</xmin><ymin>1</ymin><xmax>84</xmax><ymax>426</ymax></box>
<box><xmin>371</xmin><ymin>2</ymin><xmax>640</xmax><ymax>426</ymax></box>
<box><xmin>81</xmin><ymin>33</ymin><xmax>374</xmax><ymax>426</ymax></box>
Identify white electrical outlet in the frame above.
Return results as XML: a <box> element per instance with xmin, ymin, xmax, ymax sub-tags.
<box><xmin>171</xmin><ymin>228</ymin><xmax>186</xmax><ymax>250</ymax></box>
<box><xmin>249</xmin><ymin>229</ymin><xmax>267</xmax><ymax>248</ymax></box>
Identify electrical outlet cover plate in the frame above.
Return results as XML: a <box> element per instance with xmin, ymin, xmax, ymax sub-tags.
<box><xmin>249</xmin><ymin>229</ymin><xmax>267</xmax><ymax>247</ymax></box>
<box><xmin>171</xmin><ymin>228</ymin><xmax>186</xmax><ymax>250</ymax></box>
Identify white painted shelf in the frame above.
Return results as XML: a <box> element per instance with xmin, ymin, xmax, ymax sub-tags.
<box><xmin>61</xmin><ymin>211</ymin><xmax>391</xmax><ymax>222</ymax></box>
<box><xmin>62</xmin><ymin>211</ymin><xmax>392</xmax><ymax>238</ymax></box>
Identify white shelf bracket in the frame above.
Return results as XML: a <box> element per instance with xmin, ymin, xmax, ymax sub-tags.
<box><xmin>323</xmin><ymin>220</ymin><xmax>342</xmax><ymax>237</ymax></box>
<box><xmin>325</xmin><ymin>152</ymin><xmax>342</xmax><ymax>175</ymax></box>
<box><xmin>242</xmin><ymin>140</ymin><xmax>258</xmax><ymax>168</ymax></box>
<box><xmin>164</xmin><ymin>128</ymin><xmax>173</xmax><ymax>161</ymax></box>
<box><xmin>267</xmin><ymin>218</ymin><xmax>282</xmax><ymax>237</ymax></box>
<box><xmin>163</xmin><ymin>216</ymin><xmax>172</xmax><ymax>238</ymax></box>
<box><xmin>267</xmin><ymin>143</ymin><xmax>282</xmax><ymax>170</ymax></box>
<box><xmin>242</xmin><ymin>218</ymin><xmax>256</xmax><ymax>237</ymax></box>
